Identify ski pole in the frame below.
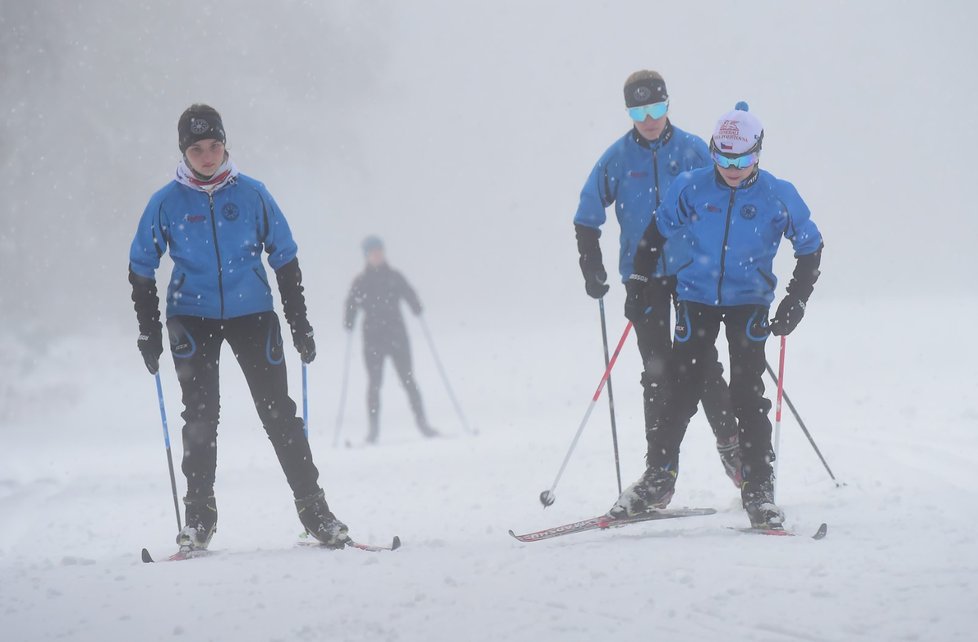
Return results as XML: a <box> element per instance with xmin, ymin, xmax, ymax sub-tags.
<box><xmin>540</xmin><ymin>321</ymin><xmax>633</xmax><ymax>508</ymax></box>
<box><xmin>773</xmin><ymin>336</ymin><xmax>786</xmax><ymax>500</ymax></box>
<box><xmin>154</xmin><ymin>373</ymin><xmax>182</xmax><ymax>532</ymax></box>
<box><xmin>764</xmin><ymin>359</ymin><xmax>841</xmax><ymax>486</ymax></box>
<box><xmin>302</xmin><ymin>362</ymin><xmax>309</xmax><ymax>439</ymax></box>
<box><xmin>418</xmin><ymin>315</ymin><xmax>475</xmax><ymax>435</ymax></box>
<box><xmin>331</xmin><ymin>331</ymin><xmax>354</xmax><ymax>447</ymax></box>
<box><xmin>598</xmin><ymin>298</ymin><xmax>623</xmax><ymax>496</ymax></box>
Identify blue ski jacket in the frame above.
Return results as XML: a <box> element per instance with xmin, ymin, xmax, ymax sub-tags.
<box><xmin>129</xmin><ymin>174</ymin><xmax>299</xmax><ymax>320</ymax></box>
<box><xmin>654</xmin><ymin>167</ymin><xmax>823</xmax><ymax>307</ymax></box>
<box><xmin>573</xmin><ymin>123</ymin><xmax>711</xmax><ymax>281</ymax></box>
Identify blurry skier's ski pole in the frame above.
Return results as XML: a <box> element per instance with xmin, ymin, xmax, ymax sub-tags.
<box><xmin>331</xmin><ymin>331</ymin><xmax>354</xmax><ymax>447</ymax></box>
<box><xmin>772</xmin><ymin>336</ymin><xmax>786</xmax><ymax>500</ymax></box>
<box><xmin>153</xmin><ymin>373</ymin><xmax>182</xmax><ymax>532</ymax></box>
<box><xmin>540</xmin><ymin>321</ymin><xmax>633</xmax><ymax>508</ymax></box>
<box><xmin>302</xmin><ymin>362</ymin><xmax>309</xmax><ymax>439</ymax></box>
<box><xmin>598</xmin><ymin>298</ymin><xmax>623</xmax><ymax>495</ymax></box>
<box><xmin>765</xmin><ymin>357</ymin><xmax>841</xmax><ymax>487</ymax></box>
<box><xmin>418</xmin><ymin>315</ymin><xmax>476</xmax><ymax>435</ymax></box>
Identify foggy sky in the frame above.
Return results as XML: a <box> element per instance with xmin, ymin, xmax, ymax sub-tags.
<box><xmin>2</xmin><ymin>0</ymin><xmax>975</xmax><ymax>346</ymax></box>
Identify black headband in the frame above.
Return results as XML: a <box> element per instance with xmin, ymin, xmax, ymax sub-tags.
<box><xmin>624</xmin><ymin>77</ymin><xmax>668</xmax><ymax>108</ymax></box>
<box><xmin>178</xmin><ymin>111</ymin><xmax>226</xmax><ymax>153</ymax></box>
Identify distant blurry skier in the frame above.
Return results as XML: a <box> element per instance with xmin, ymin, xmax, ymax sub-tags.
<box><xmin>573</xmin><ymin>70</ymin><xmax>741</xmax><ymax>485</ymax></box>
<box><xmin>128</xmin><ymin>104</ymin><xmax>350</xmax><ymax>550</ymax></box>
<box><xmin>610</xmin><ymin>103</ymin><xmax>824</xmax><ymax>529</ymax></box>
<box><xmin>344</xmin><ymin>236</ymin><xmax>438</xmax><ymax>444</ymax></box>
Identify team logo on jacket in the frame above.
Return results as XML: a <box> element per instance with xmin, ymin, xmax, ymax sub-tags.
<box><xmin>740</xmin><ymin>204</ymin><xmax>757</xmax><ymax>220</ymax></box>
<box><xmin>222</xmin><ymin>202</ymin><xmax>239</xmax><ymax>221</ymax></box>
<box><xmin>705</xmin><ymin>203</ymin><xmax>721</xmax><ymax>213</ymax></box>
<box><xmin>668</xmin><ymin>160</ymin><xmax>680</xmax><ymax>176</ymax></box>
<box><xmin>628</xmin><ymin>170</ymin><xmax>648</xmax><ymax>178</ymax></box>
<box><xmin>185</xmin><ymin>213</ymin><xmax>206</xmax><ymax>223</ymax></box>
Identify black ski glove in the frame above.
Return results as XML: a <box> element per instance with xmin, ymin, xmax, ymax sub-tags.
<box><xmin>623</xmin><ymin>274</ymin><xmax>674</xmax><ymax>323</ymax></box>
<box><xmin>575</xmin><ymin>224</ymin><xmax>609</xmax><ymax>299</ymax></box>
<box><xmin>137</xmin><ymin>328</ymin><xmax>164</xmax><ymax>375</ymax></box>
<box><xmin>770</xmin><ymin>296</ymin><xmax>805</xmax><ymax>336</ymax></box>
<box><xmin>275</xmin><ymin>258</ymin><xmax>316</xmax><ymax>363</ymax></box>
<box><xmin>294</xmin><ymin>328</ymin><xmax>317</xmax><ymax>364</ymax></box>
<box><xmin>769</xmin><ymin>245</ymin><xmax>823</xmax><ymax>336</ymax></box>
<box><xmin>129</xmin><ymin>268</ymin><xmax>164</xmax><ymax>374</ymax></box>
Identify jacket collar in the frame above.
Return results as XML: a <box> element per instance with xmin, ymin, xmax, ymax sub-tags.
<box><xmin>713</xmin><ymin>167</ymin><xmax>760</xmax><ymax>190</ymax></box>
<box><xmin>630</xmin><ymin>120</ymin><xmax>674</xmax><ymax>150</ymax></box>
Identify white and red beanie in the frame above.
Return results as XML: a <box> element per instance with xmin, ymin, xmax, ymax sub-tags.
<box><xmin>711</xmin><ymin>102</ymin><xmax>764</xmax><ymax>154</ymax></box>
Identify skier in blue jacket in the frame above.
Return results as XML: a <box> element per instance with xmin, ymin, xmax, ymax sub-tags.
<box><xmin>610</xmin><ymin>103</ymin><xmax>823</xmax><ymax>528</ymax></box>
<box><xmin>573</xmin><ymin>70</ymin><xmax>741</xmax><ymax>485</ymax></box>
<box><xmin>129</xmin><ymin>104</ymin><xmax>349</xmax><ymax>550</ymax></box>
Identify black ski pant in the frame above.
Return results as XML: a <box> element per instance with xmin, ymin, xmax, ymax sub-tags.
<box><xmin>363</xmin><ymin>329</ymin><xmax>428</xmax><ymax>438</ymax></box>
<box><xmin>166</xmin><ymin>312</ymin><xmax>320</xmax><ymax>501</ymax></box>
<box><xmin>646</xmin><ymin>302</ymin><xmax>774</xmax><ymax>484</ymax></box>
<box><xmin>632</xmin><ymin>290</ymin><xmax>738</xmax><ymax>454</ymax></box>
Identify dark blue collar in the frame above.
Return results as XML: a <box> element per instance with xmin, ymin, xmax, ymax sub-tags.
<box><xmin>631</xmin><ymin>120</ymin><xmax>674</xmax><ymax>150</ymax></box>
<box><xmin>714</xmin><ymin>167</ymin><xmax>760</xmax><ymax>190</ymax></box>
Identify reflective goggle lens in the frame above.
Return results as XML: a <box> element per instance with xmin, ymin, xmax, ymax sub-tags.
<box><xmin>711</xmin><ymin>150</ymin><xmax>759</xmax><ymax>169</ymax></box>
<box><xmin>627</xmin><ymin>100</ymin><xmax>669</xmax><ymax>122</ymax></box>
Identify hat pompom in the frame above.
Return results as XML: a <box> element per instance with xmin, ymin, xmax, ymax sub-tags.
<box><xmin>735</xmin><ymin>101</ymin><xmax>750</xmax><ymax>112</ymax></box>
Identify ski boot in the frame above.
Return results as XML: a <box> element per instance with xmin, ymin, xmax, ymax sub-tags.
<box><xmin>716</xmin><ymin>435</ymin><xmax>744</xmax><ymax>488</ymax></box>
<box><xmin>742</xmin><ymin>479</ymin><xmax>785</xmax><ymax>529</ymax></box>
<box><xmin>365</xmin><ymin>417</ymin><xmax>379</xmax><ymax>445</ymax></box>
<box><xmin>417</xmin><ymin>421</ymin><xmax>440</xmax><ymax>439</ymax></box>
<box><xmin>295</xmin><ymin>489</ymin><xmax>349</xmax><ymax>549</ymax></box>
<box><xmin>176</xmin><ymin>495</ymin><xmax>217</xmax><ymax>550</ymax></box>
<box><xmin>609</xmin><ymin>466</ymin><xmax>677</xmax><ymax>518</ymax></box>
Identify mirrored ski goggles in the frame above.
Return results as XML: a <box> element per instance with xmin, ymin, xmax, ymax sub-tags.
<box><xmin>627</xmin><ymin>100</ymin><xmax>669</xmax><ymax>122</ymax></box>
<box><xmin>712</xmin><ymin>149</ymin><xmax>759</xmax><ymax>169</ymax></box>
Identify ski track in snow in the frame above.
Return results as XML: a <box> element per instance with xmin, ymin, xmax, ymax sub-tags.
<box><xmin>1</xmin><ymin>299</ymin><xmax>976</xmax><ymax>641</ymax></box>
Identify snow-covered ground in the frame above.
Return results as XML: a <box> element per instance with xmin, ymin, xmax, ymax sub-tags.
<box><xmin>1</xmin><ymin>297</ymin><xmax>975</xmax><ymax>641</ymax></box>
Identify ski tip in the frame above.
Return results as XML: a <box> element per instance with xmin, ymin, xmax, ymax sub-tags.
<box><xmin>391</xmin><ymin>536</ymin><xmax>402</xmax><ymax>551</ymax></box>
<box><xmin>140</xmin><ymin>548</ymin><xmax>154</xmax><ymax>563</ymax></box>
<box><xmin>812</xmin><ymin>523</ymin><xmax>828</xmax><ymax>540</ymax></box>
<box><xmin>507</xmin><ymin>529</ymin><xmax>519</xmax><ymax>540</ymax></box>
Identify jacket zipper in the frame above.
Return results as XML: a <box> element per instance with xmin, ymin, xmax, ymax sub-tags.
<box><xmin>207</xmin><ymin>194</ymin><xmax>226</xmax><ymax>318</ymax></box>
<box><xmin>652</xmin><ymin>150</ymin><xmax>661</xmax><ymax>208</ymax></box>
<box><xmin>716</xmin><ymin>190</ymin><xmax>736</xmax><ymax>305</ymax></box>
<box><xmin>652</xmin><ymin>150</ymin><xmax>661</xmax><ymax>273</ymax></box>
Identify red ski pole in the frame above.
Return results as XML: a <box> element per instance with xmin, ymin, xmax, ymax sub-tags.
<box><xmin>773</xmin><ymin>336</ymin><xmax>786</xmax><ymax>499</ymax></box>
<box><xmin>539</xmin><ymin>321</ymin><xmax>633</xmax><ymax>507</ymax></box>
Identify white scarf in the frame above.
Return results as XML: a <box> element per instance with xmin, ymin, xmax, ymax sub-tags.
<box><xmin>175</xmin><ymin>156</ymin><xmax>239</xmax><ymax>194</ymax></box>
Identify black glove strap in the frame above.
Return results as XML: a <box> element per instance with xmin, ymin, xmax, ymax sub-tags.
<box><xmin>785</xmin><ymin>244</ymin><xmax>823</xmax><ymax>302</ymax></box>
<box><xmin>128</xmin><ymin>267</ymin><xmax>161</xmax><ymax>335</ymax></box>
<box><xmin>275</xmin><ymin>258</ymin><xmax>311</xmax><ymax>336</ymax></box>
<box><xmin>575</xmin><ymin>224</ymin><xmax>603</xmax><ymax>275</ymax></box>
<box><xmin>633</xmin><ymin>218</ymin><xmax>667</xmax><ymax>279</ymax></box>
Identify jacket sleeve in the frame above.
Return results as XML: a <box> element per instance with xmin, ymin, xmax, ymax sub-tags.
<box><xmin>129</xmin><ymin>192</ymin><xmax>169</xmax><ymax>280</ymax></box>
<box><xmin>632</xmin><ymin>176</ymin><xmax>691</xmax><ymax>277</ymax></box>
<box><xmin>396</xmin><ymin>271</ymin><xmax>422</xmax><ymax>316</ymax></box>
<box><xmin>778</xmin><ymin>180</ymin><xmax>823</xmax><ymax>257</ymax></box>
<box><xmin>777</xmin><ymin>180</ymin><xmax>824</xmax><ymax>302</ymax></box>
<box><xmin>573</xmin><ymin>145</ymin><xmax>619</xmax><ymax>229</ymax></box>
<box><xmin>344</xmin><ymin>277</ymin><xmax>361</xmax><ymax>329</ymax></box>
<box><xmin>128</xmin><ymin>192</ymin><xmax>169</xmax><ymax>332</ymax></box>
<box><xmin>256</xmin><ymin>183</ymin><xmax>299</xmax><ymax>270</ymax></box>
<box><xmin>275</xmin><ymin>258</ymin><xmax>312</xmax><ymax>337</ymax></box>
